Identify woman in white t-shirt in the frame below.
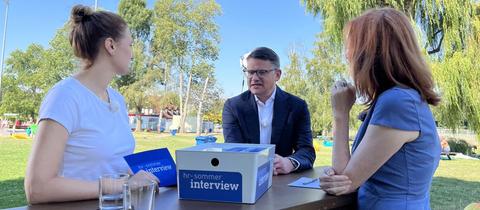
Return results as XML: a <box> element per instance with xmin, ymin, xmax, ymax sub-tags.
<box><xmin>24</xmin><ymin>5</ymin><xmax>158</xmax><ymax>204</ymax></box>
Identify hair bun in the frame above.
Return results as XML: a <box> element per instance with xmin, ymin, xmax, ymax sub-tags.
<box><xmin>71</xmin><ymin>5</ymin><xmax>93</xmax><ymax>24</ymax></box>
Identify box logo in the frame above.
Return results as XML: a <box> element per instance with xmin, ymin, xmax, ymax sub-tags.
<box><xmin>255</xmin><ymin>161</ymin><xmax>271</xmax><ymax>200</ymax></box>
<box><xmin>179</xmin><ymin>170</ymin><xmax>243</xmax><ymax>202</ymax></box>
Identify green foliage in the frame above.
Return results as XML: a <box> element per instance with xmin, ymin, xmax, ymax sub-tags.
<box><xmin>43</xmin><ymin>26</ymin><xmax>76</xmax><ymax>86</ymax></box>
<box><xmin>115</xmin><ymin>0</ymin><xmax>152</xmax><ymax>89</ymax></box>
<box><xmin>150</xmin><ymin>0</ymin><xmax>221</xmax><ymax>132</ymax></box>
<box><xmin>1</xmin><ymin>0</ymin><xmax>223</xmax><ymax>131</ymax></box>
<box><xmin>204</xmin><ymin>111</ymin><xmax>222</xmax><ymax>124</ymax></box>
<box><xmin>199</xmin><ymin>85</ymin><xmax>224</xmax><ymax>124</ymax></box>
<box><xmin>431</xmin><ymin>38</ymin><xmax>480</xmax><ymax>143</ymax></box>
<box><xmin>189</xmin><ymin>62</ymin><xmax>223</xmax><ymax>115</ymax></box>
<box><xmin>447</xmin><ymin>137</ymin><xmax>475</xmax><ymax>155</ymax></box>
<box><xmin>148</xmin><ymin>91</ymin><xmax>180</xmax><ymax>111</ymax></box>
<box><xmin>280</xmin><ymin>35</ymin><xmax>363</xmax><ymax>134</ymax></box>
<box><xmin>279</xmin><ymin>49</ymin><xmax>308</xmax><ymax>98</ymax></box>
<box><xmin>151</xmin><ymin>0</ymin><xmax>189</xmax><ymax>67</ymax></box>
<box><xmin>301</xmin><ymin>0</ymin><xmax>473</xmax><ymax>54</ymax></box>
<box><xmin>117</xmin><ymin>0</ymin><xmax>221</xmax><ymax>116</ymax></box>
<box><xmin>119</xmin><ymin>70</ymin><xmax>161</xmax><ymax>114</ymax></box>
<box><xmin>0</xmin><ymin>45</ymin><xmax>45</xmax><ymax>118</ymax></box>
<box><xmin>151</xmin><ymin>0</ymin><xmax>221</xmax><ymax>67</ymax></box>
<box><xmin>118</xmin><ymin>0</ymin><xmax>152</xmax><ymax>41</ymax></box>
<box><xmin>0</xmin><ymin>25</ymin><xmax>75</xmax><ymax>118</ymax></box>
<box><xmin>116</xmin><ymin>0</ymin><xmax>158</xmax><ymax>116</ymax></box>
<box><xmin>301</xmin><ymin>0</ymin><xmax>480</xmax><ymax>140</ymax></box>
<box><xmin>150</xmin><ymin>0</ymin><xmax>221</xmax><ymax>96</ymax></box>
<box><xmin>305</xmin><ymin>34</ymin><xmax>346</xmax><ymax>133</ymax></box>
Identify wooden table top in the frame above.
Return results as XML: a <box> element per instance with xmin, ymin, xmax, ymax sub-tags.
<box><xmin>9</xmin><ymin>167</ymin><xmax>356</xmax><ymax>210</ymax></box>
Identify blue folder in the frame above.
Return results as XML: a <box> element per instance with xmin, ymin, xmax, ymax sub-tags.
<box><xmin>124</xmin><ymin>148</ymin><xmax>177</xmax><ymax>187</ymax></box>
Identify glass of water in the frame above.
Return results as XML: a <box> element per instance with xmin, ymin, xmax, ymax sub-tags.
<box><xmin>99</xmin><ymin>173</ymin><xmax>129</xmax><ymax>210</ymax></box>
<box><xmin>123</xmin><ymin>179</ymin><xmax>156</xmax><ymax>210</ymax></box>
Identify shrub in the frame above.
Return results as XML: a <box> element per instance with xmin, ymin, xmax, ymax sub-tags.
<box><xmin>447</xmin><ymin>138</ymin><xmax>474</xmax><ymax>155</ymax></box>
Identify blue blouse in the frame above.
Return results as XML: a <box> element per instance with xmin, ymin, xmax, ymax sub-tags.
<box><xmin>352</xmin><ymin>87</ymin><xmax>441</xmax><ymax>210</ymax></box>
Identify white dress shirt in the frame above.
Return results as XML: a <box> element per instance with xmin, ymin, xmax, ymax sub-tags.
<box><xmin>254</xmin><ymin>87</ymin><xmax>300</xmax><ymax>171</ymax></box>
<box><xmin>254</xmin><ymin>87</ymin><xmax>276</xmax><ymax>145</ymax></box>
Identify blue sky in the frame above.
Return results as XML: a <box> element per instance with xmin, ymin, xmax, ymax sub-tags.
<box><xmin>0</xmin><ymin>0</ymin><xmax>322</xmax><ymax>98</ymax></box>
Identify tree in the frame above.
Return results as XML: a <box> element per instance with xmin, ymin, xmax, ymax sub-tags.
<box><xmin>178</xmin><ymin>0</ymin><xmax>221</xmax><ymax>134</ymax></box>
<box><xmin>148</xmin><ymin>91</ymin><xmax>180</xmax><ymax>114</ymax></box>
<box><xmin>0</xmin><ymin>45</ymin><xmax>46</xmax><ymax>119</ymax></box>
<box><xmin>186</xmin><ymin>62</ymin><xmax>217</xmax><ymax>135</ymax></box>
<box><xmin>191</xmin><ymin>72</ymin><xmax>224</xmax><ymax>128</ymax></box>
<box><xmin>117</xmin><ymin>0</ymin><xmax>161</xmax><ymax>131</ymax></box>
<box><xmin>0</xmin><ymin>25</ymin><xmax>75</xmax><ymax>119</ymax></box>
<box><xmin>430</xmin><ymin>4</ymin><xmax>480</xmax><ymax>140</ymax></box>
<box><xmin>42</xmin><ymin>26</ymin><xmax>76</xmax><ymax>89</ymax></box>
<box><xmin>203</xmin><ymin>97</ymin><xmax>224</xmax><ymax>125</ymax></box>
<box><xmin>118</xmin><ymin>0</ymin><xmax>152</xmax><ymax>42</ymax></box>
<box><xmin>301</xmin><ymin>0</ymin><xmax>473</xmax><ymax>55</ymax></box>
<box><xmin>301</xmin><ymin>0</ymin><xmax>480</xmax><ymax>140</ymax></box>
<box><xmin>280</xmin><ymin>36</ymin><xmax>362</xmax><ymax>135</ymax></box>
<box><xmin>151</xmin><ymin>0</ymin><xmax>221</xmax><ymax>133</ymax></box>
<box><xmin>279</xmin><ymin>38</ymin><xmax>364</xmax><ymax>136</ymax></box>
<box><xmin>151</xmin><ymin>0</ymin><xmax>190</xmax><ymax>124</ymax></box>
<box><xmin>279</xmin><ymin>48</ymin><xmax>308</xmax><ymax>99</ymax></box>
<box><xmin>431</xmin><ymin>38</ymin><xmax>480</xmax><ymax>137</ymax></box>
<box><xmin>304</xmin><ymin>34</ymin><xmax>346</xmax><ymax>135</ymax></box>
<box><xmin>117</xmin><ymin>0</ymin><xmax>222</xmax><ymax>133</ymax></box>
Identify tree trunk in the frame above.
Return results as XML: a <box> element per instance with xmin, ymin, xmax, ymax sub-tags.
<box><xmin>30</xmin><ymin>112</ymin><xmax>35</xmax><ymax>123</ymax></box>
<box><xmin>196</xmin><ymin>77</ymin><xmax>210</xmax><ymax>135</ymax></box>
<box><xmin>158</xmin><ymin>109</ymin><xmax>163</xmax><ymax>133</ymax></box>
<box><xmin>135</xmin><ymin>106</ymin><xmax>142</xmax><ymax>132</ymax></box>
<box><xmin>179</xmin><ymin>70</ymin><xmax>184</xmax><ymax>122</ymax></box>
<box><xmin>164</xmin><ymin>63</ymin><xmax>169</xmax><ymax>92</ymax></box>
<box><xmin>180</xmin><ymin>72</ymin><xmax>193</xmax><ymax>133</ymax></box>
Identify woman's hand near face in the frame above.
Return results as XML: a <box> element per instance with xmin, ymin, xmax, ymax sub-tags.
<box><xmin>331</xmin><ymin>80</ymin><xmax>356</xmax><ymax>119</ymax></box>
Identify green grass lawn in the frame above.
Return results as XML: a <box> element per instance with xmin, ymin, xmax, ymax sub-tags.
<box><xmin>1</xmin><ymin>133</ymin><xmax>479</xmax><ymax>209</ymax></box>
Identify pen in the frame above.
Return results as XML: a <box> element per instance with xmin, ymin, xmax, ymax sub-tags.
<box><xmin>302</xmin><ymin>178</ymin><xmax>318</xmax><ymax>185</ymax></box>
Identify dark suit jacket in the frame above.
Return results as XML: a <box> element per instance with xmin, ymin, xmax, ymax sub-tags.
<box><xmin>222</xmin><ymin>87</ymin><xmax>315</xmax><ymax>171</ymax></box>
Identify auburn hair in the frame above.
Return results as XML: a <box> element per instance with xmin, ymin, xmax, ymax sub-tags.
<box><xmin>344</xmin><ymin>7</ymin><xmax>440</xmax><ymax>106</ymax></box>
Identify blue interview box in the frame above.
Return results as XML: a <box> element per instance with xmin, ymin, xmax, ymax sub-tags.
<box><xmin>176</xmin><ymin>143</ymin><xmax>275</xmax><ymax>204</ymax></box>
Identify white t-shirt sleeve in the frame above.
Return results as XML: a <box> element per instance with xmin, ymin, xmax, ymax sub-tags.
<box><xmin>39</xmin><ymin>86</ymin><xmax>78</xmax><ymax>134</ymax></box>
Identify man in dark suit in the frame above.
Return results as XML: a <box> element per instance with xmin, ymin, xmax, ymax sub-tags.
<box><xmin>222</xmin><ymin>47</ymin><xmax>315</xmax><ymax>175</ymax></box>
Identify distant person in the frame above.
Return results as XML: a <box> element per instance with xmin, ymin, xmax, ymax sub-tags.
<box><xmin>24</xmin><ymin>5</ymin><xmax>158</xmax><ymax>204</ymax></box>
<box><xmin>14</xmin><ymin>120</ymin><xmax>21</xmax><ymax>130</ymax></box>
<box><xmin>440</xmin><ymin>137</ymin><xmax>452</xmax><ymax>160</ymax></box>
<box><xmin>0</xmin><ymin>119</ymin><xmax>6</xmax><ymax>128</ymax></box>
<box><xmin>319</xmin><ymin>8</ymin><xmax>442</xmax><ymax>209</ymax></box>
<box><xmin>222</xmin><ymin>47</ymin><xmax>315</xmax><ymax>175</ymax></box>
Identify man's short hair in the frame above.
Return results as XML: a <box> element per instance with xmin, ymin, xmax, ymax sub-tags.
<box><xmin>246</xmin><ymin>47</ymin><xmax>280</xmax><ymax>69</ymax></box>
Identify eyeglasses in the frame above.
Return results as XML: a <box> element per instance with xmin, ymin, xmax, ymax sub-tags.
<box><xmin>242</xmin><ymin>69</ymin><xmax>276</xmax><ymax>78</ymax></box>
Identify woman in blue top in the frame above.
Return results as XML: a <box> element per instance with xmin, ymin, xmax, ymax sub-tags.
<box><xmin>319</xmin><ymin>8</ymin><xmax>441</xmax><ymax>210</ymax></box>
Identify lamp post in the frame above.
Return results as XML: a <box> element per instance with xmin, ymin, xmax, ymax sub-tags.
<box><xmin>0</xmin><ymin>0</ymin><xmax>10</xmax><ymax>102</ymax></box>
<box><xmin>240</xmin><ymin>52</ymin><xmax>249</xmax><ymax>92</ymax></box>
